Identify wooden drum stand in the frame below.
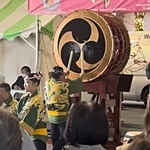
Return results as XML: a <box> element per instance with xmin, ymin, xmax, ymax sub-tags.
<box><xmin>74</xmin><ymin>74</ymin><xmax>133</xmax><ymax>150</ymax></box>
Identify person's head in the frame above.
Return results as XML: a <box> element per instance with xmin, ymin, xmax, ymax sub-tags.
<box><xmin>0</xmin><ymin>83</ymin><xmax>11</xmax><ymax>102</ymax></box>
<box><xmin>24</xmin><ymin>72</ymin><xmax>42</xmax><ymax>93</ymax></box>
<box><xmin>65</xmin><ymin>101</ymin><xmax>109</xmax><ymax>146</ymax></box>
<box><xmin>21</xmin><ymin>66</ymin><xmax>31</xmax><ymax>78</ymax></box>
<box><xmin>0</xmin><ymin>108</ymin><xmax>22</xmax><ymax>150</ymax></box>
<box><xmin>50</xmin><ymin>66</ymin><xmax>65</xmax><ymax>80</ymax></box>
<box><xmin>127</xmin><ymin>133</ymin><xmax>150</xmax><ymax>150</ymax></box>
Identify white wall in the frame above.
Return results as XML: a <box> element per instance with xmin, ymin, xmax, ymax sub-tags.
<box><xmin>122</xmin><ymin>13</ymin><xmax>135</xmax><ymax>31</ymax></box>
<box><xmin>0</xmin><ymin>36</ymin><xmax>36</xmax><ymax>85</ymax></box>
<box><xmin>39</xmin><ymin>34</ymin><xmax>57</xmax><ymax>96</ymax></box>
<box><xmin>144</xmin><ymin>12</ymin><xmax>150</xmax><ymax>31</ymax></box>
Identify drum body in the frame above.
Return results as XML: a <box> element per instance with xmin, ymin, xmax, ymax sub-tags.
<box><xmin>53</xmin><ymin>10</ymin><xmax>131</xmax><ymax>82</ymax></box>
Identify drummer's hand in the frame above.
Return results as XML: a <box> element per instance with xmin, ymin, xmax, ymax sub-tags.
<box><xmin>64</xmin><ymin>70</ymin><xmax>70</xmax><ymax>80</ymax></box>
<box><xmin>79</xmin><ymin>72</ymin><xmax>84</xmax><ymax>78</ymax></box>
<box><xmin>65</xmin><ymin>70</ymin><xmax>70</xmax><ymax>76</ymax></box>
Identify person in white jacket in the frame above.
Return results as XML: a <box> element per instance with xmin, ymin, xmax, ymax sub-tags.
<box><xmin>64</xmin><ymin>101</ymin><xmax>109</xmax><ymax>150</ymax></box>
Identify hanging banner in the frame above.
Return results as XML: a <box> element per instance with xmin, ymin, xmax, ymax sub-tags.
<box><xmin>28</xmin><ymin>0</ymin><xmax>150</xmax><ymax>14</ymax></box>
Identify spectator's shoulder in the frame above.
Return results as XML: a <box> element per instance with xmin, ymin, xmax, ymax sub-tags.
<box><xmin>18</xmin><ymin>76</ymin><xmax>23</xmax><ymax>79</ymax></box>
<box><xmin>20</xmin><ymin>93</ymin><xmax>28</xmax><ymax>99</ymax></box>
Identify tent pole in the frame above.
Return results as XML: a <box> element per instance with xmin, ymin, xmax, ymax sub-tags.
<box><xmin>20</xmin><ymin>37</ymin><xmax>36</xmax><ymax>50</ymax></box>
<box><xmin>35</xmin><ymin>15</ymin><xmax>40</xmax><ymax>72</ymax></box>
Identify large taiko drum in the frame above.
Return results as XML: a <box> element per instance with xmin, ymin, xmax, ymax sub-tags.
<box><xmin>53</xmin><ymin>9</ymin><xmax>131</xmax><ymax>82</ymax></box>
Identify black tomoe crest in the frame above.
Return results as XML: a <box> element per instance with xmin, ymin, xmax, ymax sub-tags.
<box><xmin>53</xmin><ymin>10</ymin><xmax>130</xmax><ymax>82</ymax></box>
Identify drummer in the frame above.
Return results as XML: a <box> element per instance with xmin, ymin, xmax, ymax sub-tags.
<box><xmin>44</xmin><ymin>66</ymin><xmax>83</xmax><ymax>150</ymax></box>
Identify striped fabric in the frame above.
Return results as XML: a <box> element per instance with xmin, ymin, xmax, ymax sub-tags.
<box><xmin>0</xmin><ymin>0</ymin><xmax>56</xmax><ymax>41</ymax></box>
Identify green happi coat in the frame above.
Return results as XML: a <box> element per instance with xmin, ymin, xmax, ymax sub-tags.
<box><xmin>45</xmin><ymin>78</ymin><xmax>83</xmax><ymax>124</ymax></box>
<box><xmin>1</xmin><ymin>95</ymin><xmax>18</xmax><ymax>113</ymax></box>
<box><xmin>14</xmin><ymin>90</ymin><xmax>48</xmax><ymax>143</ymax></box>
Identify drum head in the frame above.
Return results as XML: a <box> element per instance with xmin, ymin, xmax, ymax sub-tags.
<box><xmin>53</xmin><ymin>10</ymin><xmax>130</xmax><ymax>82</ymax></box>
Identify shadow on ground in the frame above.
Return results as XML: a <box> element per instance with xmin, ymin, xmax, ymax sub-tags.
<box><xmin>122</xmin><ymin>123</ymin><xmax>143</xmax><ymax>129</ymax></box>
<box><xmin>122</xmin><ymin>104</ymin><xmax>145</xmax><ymax>110</ymax></box>
<box><xmin>121</xmin><ymin>123</ymin><xmax>143</xmax><ymax>136</ymax></box>
<box><xmin>121</xmin><ymin>103</ymin><xmax>145</xmax><ymax>137</ymax></box>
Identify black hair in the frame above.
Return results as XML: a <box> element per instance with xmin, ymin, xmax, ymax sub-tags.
<box><xmin>65</xmin><ymin>101</ymin><xmax>109</xmax><ymax>146</ymax></box>
<box><xmin>27</xmin><ymin>72</ymin><xmax>42</xmax><ymax>86</ymax></box>
<box><xmin>51</xmin><ymin>66</ymin><xmax>63</xmax><ymax>79</ymax></box>
<box><xmin>0</xmin><ymin>83</ymin><xmax>11</xmax><ymax>92</ymax></box>
<box><xmin>21</xmin><ymin>66</ymin><xmax>31</xmax><ymax>73</ymax></box>
<box><xmin>128</xmin><ymin>133</ymin><xmax>150</xmax><ymax>150</ymax></box>
<box><xmin>144</xmin><ymin>97</ymin><xmax>150</xmax><ymax>134</ymax></box>
<box><xmin>0</xmin><ymin>108</ymin><xmax>22</xmax><ymax>150</ymax></box>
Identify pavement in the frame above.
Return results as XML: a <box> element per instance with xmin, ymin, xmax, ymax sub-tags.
<box><xmin>121</xmin><ymin>100</ymin><xmax>145</xmax><ymax>137</ymax></box>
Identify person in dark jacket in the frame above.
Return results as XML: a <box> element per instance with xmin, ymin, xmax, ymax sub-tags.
<box><xmin>12</xmin><ymin>66</ymin><xmax>31</xmax><ymax>90</ymax></box>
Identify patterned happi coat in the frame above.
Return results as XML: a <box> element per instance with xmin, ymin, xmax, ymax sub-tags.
<box><xmin>1</xmin><ymin>95</ymin><xmax>18</xmax><ymax>113</ymax></box>
<box><xmin>14</xmin><ymin>90</ymin><xmax>48</xmax><ymax>143</ymax></box>
<box><xmin>44</xmin><ymin>78</ymin><xmax>83</xmax><ymax>124</ymax></box>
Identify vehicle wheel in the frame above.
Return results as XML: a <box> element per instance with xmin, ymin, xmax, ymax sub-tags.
<box><xmin>143</xmin><ymin>88</ymin><xmax>149</xmax><ymax>107</ymax></box>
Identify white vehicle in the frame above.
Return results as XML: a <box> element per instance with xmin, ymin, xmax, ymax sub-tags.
<box><xmin>123</xmin><ymin>31</ymin><xmax>150</xmax><ymax>106</ymax></box>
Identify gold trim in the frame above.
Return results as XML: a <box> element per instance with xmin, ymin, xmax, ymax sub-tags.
<box><xmin>20</xmin><ymin>121</ymin><xmax>33</xmax><ymax>135</ymax></box>
<box><xmin>48</xmin><ymin>110</ymin><xmax>68</xmax><ymax>116</ymax></box>
<box><xmin>33</xmin><ymin>128</ymin><xmax>47</xmax><ymax>136</ymax></box>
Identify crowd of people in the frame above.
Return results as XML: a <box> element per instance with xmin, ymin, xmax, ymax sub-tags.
<box><xmin>1</xmin><ymin>65</ymin><xmax>150</xmax><ymax>150</ymax></box>
<box><xmin>0</xmin><ymin>65</ymin><xmax>109</xmax><ymax>150</ymax></box>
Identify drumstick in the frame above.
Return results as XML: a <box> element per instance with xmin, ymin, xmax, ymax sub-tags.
<box><xmin>80</xmin><ymin>50</ymin><xmax>84</xmax><ymax>74</ymax></box>
<box><xmin>67</xmin><ymin>50</ymin><xmax>74</xmax><ymax>71</ymax></box>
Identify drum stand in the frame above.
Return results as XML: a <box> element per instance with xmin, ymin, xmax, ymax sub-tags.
<box><xmin>81</xmin><ymin>74</ymin><xmax>133</xmax><ymax>150</ymax></box>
